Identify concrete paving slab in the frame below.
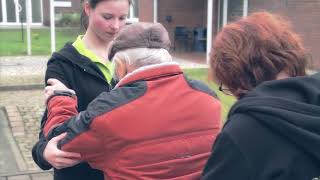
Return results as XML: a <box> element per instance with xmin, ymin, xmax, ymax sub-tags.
<box><xmin>31</xmin><ymin>173</ymin><xmax>53</xmax><ymax>180</ymax></box>
<box><xmin>0</xmin><ymin>171</ymin><xmax>53</xmax><ymax>180</ymax></box>
<box><xmin>0</xmin><ymin>108</ymin><xmax>20</xmax><ymax>175</ymax></box>
<box><xmin>0</xmin><ymin>56</ymin><xmax>48</xmax><ymax>87</ymax></box>
<box><xmin>7</xmin><ymin>175</ymin><xmax>31</xmax><ymax>180</ymax></box>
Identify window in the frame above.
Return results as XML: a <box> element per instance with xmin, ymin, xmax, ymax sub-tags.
<box><xmin>0</xmin><ymin>0</ymin><xmax>42</xmax><ymax>24</ymax></box>
<box><xmin>0</xmin><ymin>0</ymin><xmax>2</xmax><ymax>22</ymax></box>
<box><xmin>20</xmin><ymin>0</ymin><xmax>27</xmax><ymax>22</ymax></box>
<box><xmin>6</xmin><ymin>0</ymin><xmax>16</xmax><ymax>22</ymax></box>
<box><xmin>228</xmin><ymin>0</ymin><xmax>244</xmax><ymax>22</ymax></box>
<box><xmin>32</xmin><ymin>0</ymin><xmax>42</xmax><ymax>22</ymax></box>
<box><xmin>128</xmin><ymin>0</ymin><xmax>139</xmax><ymax>22</ymax></box>
<box><xmin>217</xmin><ymin>0</ymin><xmax>248</xmax><ymax>30</ymax></box>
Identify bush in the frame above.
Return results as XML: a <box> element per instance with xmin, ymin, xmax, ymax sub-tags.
<box><xmin>56</xmin><ymin>13</ymin><xmax>80</xmax><ymax>27</ymax></box>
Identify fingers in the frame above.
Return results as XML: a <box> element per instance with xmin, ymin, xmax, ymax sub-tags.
<box><xmin>45</xmin><ymin>79</ymin><xmax>76</xmax><ymax>102</ymax></box>
<box><xmin>52</xmin><ymin>133</ymin><xmax>81</xmax><ymax>159</ymax></box>
<box><xmin>43</xmin><ymin>132</ymin><xmax>82</xmax><ymax>169</ymax></box>
<box><xmin>50</xmin><ymin>149</ymin><xmax>82</xmax><ymax>169</ymax></box>
<box><xmin>47</xmin><ymin>78</ymin><xmax>67</xmax><ymax>90</ymax></box>
<box><xmin>44</xmin><ymin>86</ymin><xmax>54</xmax><ymax>100</ymax></box>
<box><xmin>47</xmin><ymin>78</ymin><xmax>62</xmax><ymax>85</ymax></box>
<box><xmin>69</xmin><ymin>89</ymin><xmax>76</xmax><ymax>95</ymax></box>
<box><xmin>59</xmin><ymin>151</ymin><xmax>82</xmax><ymax>159</ymax></box>
<box><xmin>44</xmin><ymin>79</ymin><xmax>60</xmax><ymax>101</ymax></box>
<box><xmin>54</xmin><ymin>157</ymin><xmax>82</xmax><ymax>169</ymax></box>
<box><xmin>51</xmin><ymin>132</ymin><xmax>67</xmax><ymax>142</ymax></box>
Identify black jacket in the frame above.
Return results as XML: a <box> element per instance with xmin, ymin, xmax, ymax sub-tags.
<box><xmin>32</xmin><ymin>43</ymin><xmax>113</xmax><ymax>180</ymax></box>
<box><xmin>202</xmin><ymin>73</ymin><xmax>320</xmax><ymax>180</ymax></box>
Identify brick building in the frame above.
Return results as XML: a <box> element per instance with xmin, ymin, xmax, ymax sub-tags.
<box><xmin>141</xmin><ymin>0</ymin><xmax>320</xmax><ymax>68</ymax></box>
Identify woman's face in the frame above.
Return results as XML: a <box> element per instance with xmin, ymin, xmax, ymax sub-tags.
<box><xmin>86</xmin><ymin>0</ymin><xmax>129</xmax><ymax>42</ymax></box>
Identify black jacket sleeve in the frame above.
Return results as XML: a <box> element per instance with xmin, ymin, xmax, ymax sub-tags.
<box><xmin>201</xmin><ymin>132</ymin><xmax>251</xmax><ymax>180</ymax></box>
<box><xmin>31</xmin><ymin>57</ymin><xmax>71</xmax><ymax>169</ymax></box>
<box><xmin>32</xmin><ymin>110</ymin><xmax>52</xmax><ymax>170</ymax></box>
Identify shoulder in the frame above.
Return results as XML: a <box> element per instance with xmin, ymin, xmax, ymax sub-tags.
<box><xmin>45</xmin><ymin>44</ymin><xmax>79</xmax><ymax>85</ymax></box>
<box><xmin>202</xmin><ymin>130</ymin><xmax>252</xmax><ymax>180</ymax></box>
<box><xmin>223</xmin><ymin>114</ymin><xmax>265</xmax><ymax>149</ymax></box>
<box><xmin>46</xmin><ymin>43</ymin><xmax>81</xmax><ymax>71</ymax></box>
<box><xmin>86</xmin><ymin>81</ymin><xmax>148</xmax><ymax>118</ymax></box>
<box><xmin>48</xmin><ymin>43</ymin><xmax>80</xmax><ymax>64</ymax></box>
<box><xmin>223</xmin><ymin>113</ymin><xmax>283</xmax><ymax>171</ymax></box>
<box><xmin>183</xmin><ymin>75</ymin><xmax>218</xmax><ymax>99</ymax></box>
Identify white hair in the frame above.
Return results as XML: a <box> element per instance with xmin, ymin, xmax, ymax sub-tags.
<box><xmin>112</xmin><ymin>48</ymin><xmax>172</xmax><ymax>69</ymax></box>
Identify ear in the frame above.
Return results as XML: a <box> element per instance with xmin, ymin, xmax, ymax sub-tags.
<box><xmin>84</xmin><ymin>2</ymin><xmax>91</xmax><ymax>16</ymax></box>
<box><xmin>115</xmin><ymin>59</ymin><xmax>128</xmax><ymax>80</ymax></box>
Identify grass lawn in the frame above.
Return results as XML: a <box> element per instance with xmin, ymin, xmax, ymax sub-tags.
<box><xmin>0</xmin><ymin>28</ymin><xmax>80</xmax><ymax>56</ymax></box>
<box><xmin>184</xmin><ymin>68</ymin><xmax>236</xmax><ymax>122</ymax></box>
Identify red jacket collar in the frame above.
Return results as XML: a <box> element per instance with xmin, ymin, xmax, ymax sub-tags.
<box><xmin>116</xmin><ymin>62</ymin><xmax>183</xmax><ymax>88</ymax></box>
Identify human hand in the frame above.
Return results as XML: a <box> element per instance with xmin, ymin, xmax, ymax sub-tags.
<box><xmin>44</xmin><ymin>78</ymin><xmax>75</xmax><ymax>102</ymax></box>
<box><xmin>43</xmin><ymin>133</ymin><xmax>82</xmax><ymax>169</ymax></box>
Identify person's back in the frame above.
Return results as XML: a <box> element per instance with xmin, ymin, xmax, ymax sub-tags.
<box><xmin>204</xmin><ymin>74</ymin><xmax>320</xmax><ymax>180</ymax></box>
<box><xmin>49</xmin><ymin>62</ymin><xmax>221</xmax><ymax>179</ymax></box>
<box><xmin>104</xmin><ymin>64</ymin><xmax>220</xmax><ymax>179</ymax></box>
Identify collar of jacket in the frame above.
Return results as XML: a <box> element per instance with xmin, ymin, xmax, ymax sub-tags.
<box><xmin>52</xmin><ymin>43</ymin><xmax>108</xmax><ymax>83</ymax></box>
<box><xmin>115</xmin><ymin>62</ymin><xmax>182</xmax><ymax>88</ymax></box>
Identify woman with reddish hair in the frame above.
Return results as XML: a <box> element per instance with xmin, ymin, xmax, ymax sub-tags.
<box><xmin>202</xmin><ymin>12</ymin><xmax>320</xmax><ymax>180</ymax></box>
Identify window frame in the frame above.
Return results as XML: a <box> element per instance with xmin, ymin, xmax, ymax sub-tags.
<box><xmin>217</xmin><ymin>0</ymin><xmax>248</xmax><ymax>31</ymax></box>
<box><xmin>127</xmin><ymin>0</ymin><xmax>139</xmax><ymax>23</ymax></box>
<box><xmin>0</xmin><ymin>0</ymin><xmax>43</xmax><ymax>25</ymax></box>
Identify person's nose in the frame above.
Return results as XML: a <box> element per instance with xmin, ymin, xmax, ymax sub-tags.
<box><xmin>110</xmin><ymin>19</ymin><xmax>120</xmax><ymax>32</ymax></box>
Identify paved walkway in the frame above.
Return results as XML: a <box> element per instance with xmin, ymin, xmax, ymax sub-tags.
<box><xmin>0</xmin><ymin>55</ymin><xmax>208</xmax><ymax>179</ymax></box>
<box><xmin>0</xmin><ymin>171</ymin><xmax>53</xmax><ymax>180</ymax></box>
<box><xmin>0</xmin><ymin>108</ymin><xmax>20</xmax><ymax>174</ymax></box>
<box><xmin>0</xmin><ymin>56</ymin><xmax>47</xmax><ymax>87</ymax></box>
<box><xmin>0</xmin><ymin>55</ymin><xmax>208</xmax><ymax>87</ymax></box>
<box><xmin>0</xmin><ymin>91</ymin><xmax>52</xmax><ymax>179</ymax></box>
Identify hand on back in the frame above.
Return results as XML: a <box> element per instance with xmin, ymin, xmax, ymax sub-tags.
<box><xmin>44</xmin><ymin>78</ymin><xmax>75</xmax><ymax>102</ymax></box>
<box><xmin>43</xmin><ymin>133</ymin><xmax>82</xmax><ymax>169</ymax></box>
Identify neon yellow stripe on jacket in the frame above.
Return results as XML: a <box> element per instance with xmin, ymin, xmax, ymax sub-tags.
<box><xmin>73</xmin><ymin>35</ymin><xmax>114</xmax><ymax>84</ymax></box>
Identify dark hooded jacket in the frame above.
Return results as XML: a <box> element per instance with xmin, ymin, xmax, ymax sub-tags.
<box><xmin>202</xmin><ymin>73</ymin><xmax>320</xmax><ymax>180</ymax></box>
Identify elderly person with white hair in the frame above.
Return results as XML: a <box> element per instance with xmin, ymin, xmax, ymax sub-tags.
<box><xmin>42</xmin><ymin>22</ymin><xmax>221</xmax><ymax>180</ymax></box>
